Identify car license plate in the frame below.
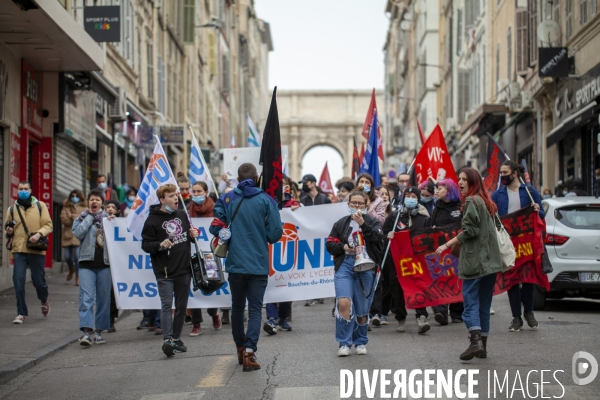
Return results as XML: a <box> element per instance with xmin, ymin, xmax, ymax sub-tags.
<box><xmin>580</xmin><ymin>272</ymin><xmax>600</xmax><ymax>282</ymax></box>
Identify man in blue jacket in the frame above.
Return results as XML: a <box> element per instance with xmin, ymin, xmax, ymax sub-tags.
<box><xmin>210</xmin><ymin>163</ymin><xmax>283</xmax><ymax>372</ymax></box>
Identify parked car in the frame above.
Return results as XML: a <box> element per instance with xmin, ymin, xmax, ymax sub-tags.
<box><xmin>534</xmin><ymin>197</ymin><xmax>600</xmax><ymax>309</ymax></box>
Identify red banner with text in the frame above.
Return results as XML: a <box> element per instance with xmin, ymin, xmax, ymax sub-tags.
<box><xmin>389</xmin><ymin>206</ymin><xmax>550</xmax><ymax>309</ymax></box>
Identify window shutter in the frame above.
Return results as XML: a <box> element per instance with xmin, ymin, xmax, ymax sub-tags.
<box><xmin>580</xmin><ymin>0</ymin><xmax>588</xmax><ymax>25</ymax></box>
<box><xmin>465</xmin><ymin>0</ymin><xmax>474</xmax><ymax>27</ymax></box>
<box><xmin>566</xmin><ymin>0</ymin><xmax>573</xmax><ymax>39</ymax></box>
<box><xmin>183</xmin><ymin>0</ymin><xmax>195</xmax><ymax>44</ymax></box>
<box><xmin>528</xmin><ymin>0</ymin><xmax>538</xmax><ymax>65</ymax></box>
<box><xmin>458</xmin><ymin>70</ymin><xmax>470</xmax><ymax>125</ymax></box>
<box><xmin>592</xmin><ymin>0</ymin><xmax>598</xmax><ymax>16</ymax></box>
<box><xmin>457</xmin><ymin>9</ymin><xmax>463</xmax><ymax>55</ymax></box>
<box><xmin>507</xmin><ymin>27</ymin><xmax>513</xmax><ymax>80</ymax></box>
<box><xmin>516</xmin><ymin>9</ymin><xmax>528</xmax><ymax>75</ymax></box>
<box><xmin>208</xmin><ymin>32</ymin><xmax>216</xmax><ymax>76</ymax></box>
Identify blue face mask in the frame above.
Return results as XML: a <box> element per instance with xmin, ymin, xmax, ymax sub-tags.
<box><xmin>71</xmin><ymin>196</ymin><xmax>80</xmax><ymax>204</ymax></box>
<box><xmin>348</xmin><ymin>207</ymin><xmax>366</xmax><ymax>215</ymax></box>
<box><xmin>127</xmin><ymin>196</ymin><xmax>135</xmax><ymax>202</ymax></box>
<box><xmin>363</xmin><ymin>185</ymin><xmax>371</xmax><ymax>193</ymax></box>
<box><xmin>421</xmin><ymin>197</ymin><xmax>433</xmax><ymax>204</ymax></box>
<box><xmin>165</xmin><ymin>205</ymin><xmax>175</xmax><ymax>213</ymax></box>
<box><xmin>192</xmin><ymin>196</ymin><xmax>205</xmax><ymax>205</ymax></box>
<box><xmin>404</xmin><ymin>198</ymin><xmax>418</xmax><ymax>209</ymax></box>
<box><xmin>543</xmin><ymin>194</ymin><xmax>552</xmax><ymax>199</ymax></box>
<box><xmin>562</xmin><ymin>191</ymin><xmax>568</xmax><ymax>196</ymax></box>
<box><xmin>18</xmin><ymin>190</ymin><xmax>30</xmax><ymax>201</ymax></box>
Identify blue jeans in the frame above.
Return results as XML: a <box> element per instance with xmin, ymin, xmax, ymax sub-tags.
<box><xmin>79</xmin><ymin>267</ymin><xmax>112</xmax><ymax>332</ymax></box>
<box><xmin>63</xmin><ymin>246</ymin><xmax>80</xmax><ymax>276</ymax></box>
<box><xmin>266</xmin><ymin>302</ymin><xmax>291</xmax><ymax>321</ymax></box>
<box><xmin>147</xmin><ymin>309</ymin><xmax>161</xmax><ymax>328</ymax></box>
<box><xmin>461</xmin><ymin>273</ymin><xmax>497</xmax><ymax>336</ymax></box>
<box><xmin>228</xmin><ymin>273</ymin><xmax>268</xmax><ymax>352</ymax></box>
<box><xmin>13</xmin><ymin>253</ymin><xmax>48</xmax><ymax>316</ymax></box>
<box><xmin>334</xmin><ymin>255</ymin><xmax>376</xmax><ymax>347</ymax></box>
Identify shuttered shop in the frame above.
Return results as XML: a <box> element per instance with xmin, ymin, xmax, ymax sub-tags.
<box><xmin>55</xmin><ymin>136</ymin><xmax>85</xmax><ymax>199</ymax></box>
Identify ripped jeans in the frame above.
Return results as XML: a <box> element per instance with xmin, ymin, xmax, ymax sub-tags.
<box><xmin>334</xmin><ymin>255</ymin><xmax>376</xmax><ymax>348</ymax></box>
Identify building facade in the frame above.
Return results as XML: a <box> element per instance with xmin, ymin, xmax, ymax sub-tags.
<box><xmin>0</xmin><ymin>0</ymin><xmax>272</xmax><ymax>292</ymax></box>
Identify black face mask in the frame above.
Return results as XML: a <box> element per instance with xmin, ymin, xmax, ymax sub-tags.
<box><xmin>302</xmin><ymin>184</ymin><xmax>311</xmax><ymax>193</ymax></box>
<box><xmin>500</xmin><ymin>175</ymin><xmax>514</xmax><ymax>186</ymax></box>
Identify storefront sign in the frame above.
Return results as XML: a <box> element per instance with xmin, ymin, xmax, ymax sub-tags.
<box><xmin>159</xmin><ymin>125</ymin><xmax>185</xmax><ymax>146</ymax></box>
<box><xmin>21</xmin><ymin>60</ymin><xmax>43</xmax><ymax>139</ymax></box>
<box><xmin>9</xmin><ymin>127</ymin><xmax>20</xmax><ymax>199</ymax></box>
<box><xmin>84</xmin><ymin>6</ymin><xmax>121</xmax><ymax>43</ymax></box>
<box><xmin>38</xmin><ymin>137</ymin><xmax>52</xmax><ymax>209</ymax></box>
<box><xmin>539</xmin><ymin>47</ymin><xmax>568</xmax><ymax>77</ymax></box>
<box><xmin>62</xmin><ymin>85</ymin><xmax>97</xmax><ymax>151</ymax></box>
<box><xmin>554</xmin><ymin>62</ymin><xmax>600</xmax><ymax>123</ymax></box>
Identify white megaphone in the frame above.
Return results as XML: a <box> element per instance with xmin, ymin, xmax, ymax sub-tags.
<box><xmin>351</xmin><ymin>231</ymin><xmax>377</xmax><ymax>272</ymax></box>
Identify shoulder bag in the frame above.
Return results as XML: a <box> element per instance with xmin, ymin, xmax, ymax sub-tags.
<box><xmin>494</xmin><ymin>213</ymin><xmax>516</xmax><ymax>272</ymax></box>
<box><xmin>210</xmin><ymin>196</ymin><xmax>245</xmax><ymax>258</ymax></box>
<box><xmin>15</xmin><ymin>204</ymin><xmax>49</xmax><ymax>251</ymax></box>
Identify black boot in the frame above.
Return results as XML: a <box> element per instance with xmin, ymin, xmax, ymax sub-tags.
<box><xmin>108</xmin><ymin>318</ymin><xmax>116</xmax><ymax>333</ymax></box>
<box><xmin>459</xmin><ymin>330</ymin><xmax>484</xmax><ymax>360</ymax></box>
<box><xmin>475</xmin><ymin>336</ymin><xmax>487</xmax><ymax>358</ymax></box>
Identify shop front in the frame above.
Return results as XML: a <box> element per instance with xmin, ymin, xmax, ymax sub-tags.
<box><xmin>546</xmin><ymin>62</ymin><xmax>600</xmax><ymax>193</ymax></box>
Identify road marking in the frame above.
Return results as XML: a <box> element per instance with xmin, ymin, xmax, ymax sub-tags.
<box><xmin>196</xmin><ymin>355</ymin><xmax>235</xmax><ymax>388</ymax></box>
<box><xmin>139</xmin><ymin>391</ymin><xmax>205</xmax><ymax>400</ymax></box>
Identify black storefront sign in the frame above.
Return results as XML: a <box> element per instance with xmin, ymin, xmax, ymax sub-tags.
<box><xmin>539</xmin><ymin>47</ymin><xmax>569</xmax><ymax>77</ymax></box>
<box><xmin>84</xmin><ymin>6</ymin><xmax>121</xmax><ymax>43</ymax></box>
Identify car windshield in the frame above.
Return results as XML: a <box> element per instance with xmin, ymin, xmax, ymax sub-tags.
<box><xmin>555</xmin><ymin>206</ymin><xmax>600</xmax><ymax>230</ymax></box>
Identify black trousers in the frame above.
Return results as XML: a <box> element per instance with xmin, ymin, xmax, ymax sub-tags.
<box><xmin>432</xmin><ymin>302</ymin><xmax>464</xmax><ymax>321</ymax></box>
<box><xmin>110</xmin><ymin>287</ymin><xmax>119</xmax><ymax>320</ymax></box>
<box><xmin>191</xmin><ymin>308</ymin><xmax>218</xmax><ymax>324</ymax></box>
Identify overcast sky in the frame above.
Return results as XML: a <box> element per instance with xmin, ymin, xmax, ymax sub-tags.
<box><xmin>255</xmin><ymin>0</ymin><xmax>388</xmax><ymax>184</ymax></box>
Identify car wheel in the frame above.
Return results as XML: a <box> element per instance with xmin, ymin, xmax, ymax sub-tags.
<box><xmin>533</xmin><ymin>285</ymin><xmax>546</xmax><ymax>311</ymax></box>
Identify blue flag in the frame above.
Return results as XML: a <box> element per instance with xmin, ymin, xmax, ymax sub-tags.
<box><xmin>359</xmin><ymin>113</ymin><xmax>381</xmax><ymax>187</ymax></box>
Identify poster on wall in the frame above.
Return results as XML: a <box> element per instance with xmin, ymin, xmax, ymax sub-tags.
<box><xmin>62</xmin><ymin>85</ymin><xmax>97</xmax><ymax>151</ymax></box>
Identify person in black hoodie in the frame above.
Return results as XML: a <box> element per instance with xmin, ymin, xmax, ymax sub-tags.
<box><xmin>326</xmin><ymin>190</ymin><xmax>384</xmax><ymax>357</ymax></box>
<box><xmin>430</xmin><ymin>179</ymin><xmax>464</xmax><ymax>325</ymax></box>
<box><xmin>141</xmin><ymin>184</ymin><xmax>199</xmax><ymax>357</ymax></box>
<box><xmin>382</xmin><ymin>186</ymin><xmax>431</xmax><ymax>334</ymax></box>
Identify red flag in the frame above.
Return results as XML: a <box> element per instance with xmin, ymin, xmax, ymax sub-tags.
<box><xmin>319</xmin><ymin>162</ymin><xmax>334</xmax><ymax>195</ymax></box>
<box><xmin>416</xmin><ymin>120</ymin><xmax>426</xmax><ymax>145</ymax></box>
<box><xmin>352</xmin><ymin>138</ymin><xmax>360</xmax><ymax>180</ymax></box>
<box><xmin>359</xmin><ymin>142</ymin><xmax>365</xmax><ymax>166</ymax></box>
<box><xmin>361</xmin><ymin>89</ymin><xmax>384</xmax><ymax>161</ymax></box>
<box><xmin>483</xmin><ymin>133</ymin><xmax>509</xmax><ymax>195</ymax></box>
<box><xmin>414</xmin><ymin>124</ymin><xmax>457</xmax><ymax>185</ymax></box>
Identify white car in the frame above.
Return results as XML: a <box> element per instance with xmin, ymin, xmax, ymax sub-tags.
<box><xmin>535</xmin><ymin>196</ymin><xmax>600</xmax><ymax>309</ymax></box>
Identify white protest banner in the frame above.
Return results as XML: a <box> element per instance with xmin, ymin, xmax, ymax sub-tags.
<box><xmin>223</xmin><ymin>146</ymin><xmax>288</xmax><ymax>177</ymax></box>
<box><xmin>105</xmin><ymin>203</ymin><xmax>348</xmax><ymax>309</ymax></box>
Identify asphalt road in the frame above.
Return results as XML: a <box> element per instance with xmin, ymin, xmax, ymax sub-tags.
<box><xmin>1</xmin><ymin>295</ymin><xmax>599</xmax><ymax>400</ymax></box>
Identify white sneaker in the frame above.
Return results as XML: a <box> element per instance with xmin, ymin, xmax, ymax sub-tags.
<box><xmin>13</xmin><ymin>315</ymin><xmax>25</xmax><ymax>324</ymax></box>
<box><xmin>338</xmin><ymin>345</ymin><xmax>350</xmax><ymax>357</ymax></box>
<box><xmin>490</xmin><ymin>308</ymin><xmax>496</xmax><ymax>315</ymax></box>
<box><xmin>356</xmin><ymin>345</ymin><xmax>367</xmax><ymax>355</ymax></box>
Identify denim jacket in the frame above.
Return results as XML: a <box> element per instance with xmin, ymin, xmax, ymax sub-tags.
<box><xmin>72</xmin><ymin>211</ymin><xmax>109</xmax><ymax>264</ymax></box>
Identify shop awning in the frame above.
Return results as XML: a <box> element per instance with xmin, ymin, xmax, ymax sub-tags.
<box><xmin>0</xmin><ymin>0</ymin><xmax>103</xmax><ymax>71</ymax></box>
<box><xmin>546</xmin><ymin>101</ymin><xmax>597</xmax><ymax>148</ymax></box>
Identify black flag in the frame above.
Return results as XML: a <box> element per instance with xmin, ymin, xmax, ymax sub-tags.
<box><xmin>259</xmin><ymin>87</ymin><xmax>283</xmax><ymax>208</ymax></box>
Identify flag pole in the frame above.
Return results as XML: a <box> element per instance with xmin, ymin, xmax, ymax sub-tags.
<box><xmin>188</xmin><ymin>124</ymin><xmax>219</xmax><ymax>196</ymax></box>
<box><xmin>373</xmin><ymin>198</ymin><xmax>399</xmax><ymax>290</ymax></box>
<box><xmin>486</xmin><ymin>133</ymin><xmax>535</xmax><ymax>204</ymax></box>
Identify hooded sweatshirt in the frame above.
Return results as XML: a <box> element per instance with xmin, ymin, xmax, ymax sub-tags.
<box><xmin>431</xmin><ymin>199</ymin><xmax>462</xmax><ymax>227</ymax></box>
<box><xmin>141</xmin><ymin>204</ymin><xmax>193</xmax><ymax>279</ymax></box>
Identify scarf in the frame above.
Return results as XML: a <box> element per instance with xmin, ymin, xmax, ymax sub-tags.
<box><xmin>189</xmin><ymin>197</ymin><xmax>214</xmax><ymax>218</ymax></box>
<box><xmin>76</xmin><ymin>209</ymin><xmax>107</xmax><ymax>247</ymax></box>
<box><xmin>17</xmin><ymin>196</ymin><xmax>33</xmax><ymax>209</ymax></box>
<box><xmin>124</xmin><ymin>198</ymin><xmax>134</xmax><ymax>209</ymax></box>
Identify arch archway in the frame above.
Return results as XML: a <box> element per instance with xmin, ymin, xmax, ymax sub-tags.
<box><xmin>301</xmin><ymin>145</ymin><xmax>345</xmax><ymax>186</ymax></box>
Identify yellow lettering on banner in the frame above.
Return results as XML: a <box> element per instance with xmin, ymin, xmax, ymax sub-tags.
<box><xmin>516</xmin><ymin>242</ymin><xmax>533</xmax><ymax>259</ymax></box>
<box><xmin>399</xmin><ymin>258</ymin><xmax>424</xmax><ymax>277</ymax></box>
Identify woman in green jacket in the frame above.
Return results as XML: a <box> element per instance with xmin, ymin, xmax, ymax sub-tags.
<box><xmin>435</xmin><ymin>167</ymin><xmax>503</xmax><ymax>361</ymax></box>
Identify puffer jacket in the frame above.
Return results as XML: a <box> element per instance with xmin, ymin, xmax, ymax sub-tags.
<box><xmin>4</xmin><ymin>197</ymin><xmax>53</xmax><ymax>255</ymax></box>
<box><xmin>367</xmin><ymin>195</ymin><xmax>387</xmax><ymax>225</ymax></box>
<box><xmin>72</xmin><ymin>210</ymin><xmax>109</xmax><ymax>265</ymax></box>
<box><xmin>60</xmin><ymin>199</ymin><xmax>87</xmax><ymax>247</ymax></box>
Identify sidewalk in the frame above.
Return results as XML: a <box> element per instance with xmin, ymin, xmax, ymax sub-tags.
<box><xmin>0</xmin><ymin>270</ymin><xmax>131</xmax><ymax>384</ymax></box>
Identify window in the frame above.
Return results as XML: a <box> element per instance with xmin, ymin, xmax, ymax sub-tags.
<box><xmin>556</xmin><ymin>206</ymin><xmax>600</xmax><ymax>230</ymax></box>
<box><xmin>157</xmin><ymin>54</ymin><xmax>165</xmax><ymax>114</ymax></box>
<box><xmin>580</xmin><ymin>0</ymin><xmax>588</xmax><ymax>25</ymax></box>
<box><xmin>458</xmin><ymin>70</ymin><xmax>470</xmax><ymax>125</ymax></box>
<box><xmin>496</xmin><ymin>45</ymin><xmax>500</xmax><ymax>83</ymax></box>
<box><xmin>516</xmin><ymin>9</ymin><xmax>528</xmax><ymax>75</ymax></box>
<box><xmin>566</xmin><ymin>0</ymin><xmax>573</xmax><ymax>39</ymax></box>
<box><xmin>545</xmin><ymin>0</ymin><xmax>552</xmax><ymax>19</ymax></box>
<box><xmin>592</xmin><ymin>0</ymin><xmax>598</xmax><ymax>16</ymax></box>
<box><xmin>507</xmin><ymin>27</ymin><xmax>512</xmax><ymax>80</ymax></box>
<box><xmin>183</xmin><ymin>0</ymin><xmax>195</xmax><ymax>44</ymax></box>
<box><xmin>147</xmin><ymin>43</ymin><xmax>154</xmax><ymax>99</ymax></box>
<box><xmin>482</xmin><ymin>45</ymin><xmax>486</xmax><ymax>102</ymax></box>
<box><xmin>457</xmin><ymin>9</ymin><xmax>463</xmax><ymax>55</ymax></box>
<box><xmin>447</xmin><ymin>16</ymin><xmax>453</xmax><ymax>65</ymax></box>
<box><xmin>465</xmin><ymin>0</ymin><xmax>474</xmax><ymax>27</ymax></box>
<box><xmin>222</xmin><ymin>53</ymin><xmax>230</xmax><ymax>99</ymax></box>
<box><xmin>529</xmin><ymin>0</ymin><xmax>538</xmax><ymax>65</ymax></box>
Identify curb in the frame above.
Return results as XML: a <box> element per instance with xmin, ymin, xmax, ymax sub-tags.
<box><xmin>0</xmin><ymin>309</ymin><xmax>133</xmax><ymax>385</ymax></box>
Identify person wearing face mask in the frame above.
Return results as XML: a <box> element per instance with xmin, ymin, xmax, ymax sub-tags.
<box><xmin>383</xmin><ymin>186</ymin><xmax>432</xmax><ymax>334</ymax></box>
<box><xmin>120</xmin><ymin>188</ymin><xmax>137</xmax><ymax>217</ymax></box>
<box><xmin>5</xmin><ymin>181</ymin><xmax>53</xmax><ymax>325</ymax></box>
<box><xmin>72</xmin><ymin>190</ymin><xmax>118</xmax><ymax>346</ymax></box>
<box><xmin>394</xmin><ymin>173</ymin><xmax>410</xmax><ymax>204</ymax></box>
<box><xmin>542</xmin><ymin>188</ymin><xmax>553</xmax><ymax>200</ymax></box>
<box><xmin>491</xmin><ymin>160</ymin><xmax>544</xmax><ymax>333</ymax></box>
<box><xmin>176</xmin><ymin>172</ymin><xmax>192</xmax><ymax>207</ymax></box>
<box><xmin>326</xmin><ymin>190</ymin><xmax>384</xmax><ymax>356</ymax></box>
<box><xmin>60</xmin><ymin>189</ymin><xmax>87</xmax><ymax>285</ymax></box>
<box><xmin>94</xmin><ymin>174</ymin><xmax>118</xmax><ymax>201</ymax></box>
<box><xmin>355</xmin><ymin>173</ymin><xmax>386</xmax><ymax>225</ymax></box>
<box><xmin>186</xmin><ymin>181</ymin><xmax>222</xmax><ymax>336</ymax></box>
<box><xmin>419</xmin><ymin>180</ymin><xmax>436</xmax><ymax>217</ymax></box>
<box><xmin>299</xmin><ymin>174</ymin><xmax>332</xmax><ymax>206</ymax></box>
